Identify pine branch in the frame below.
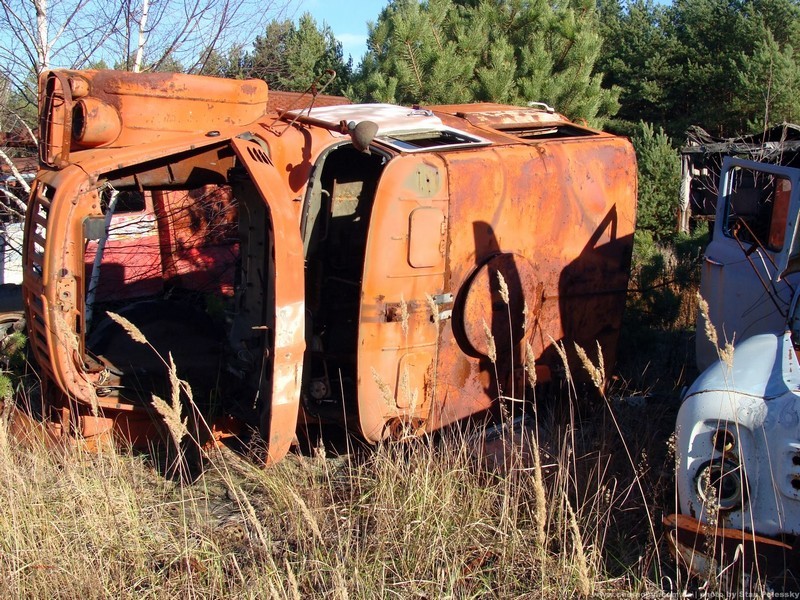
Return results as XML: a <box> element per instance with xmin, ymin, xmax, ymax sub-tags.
<box><xmin>404</xmin><ymin>39</ymin><xmax>423</xmax><ymax>94</ymax></box>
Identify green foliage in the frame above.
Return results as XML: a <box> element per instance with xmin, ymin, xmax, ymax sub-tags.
<box><xmin>352</xmin><ymin>0</ymin><xmax>619</xmax><ymax>126</ymax></box>
<box><xmin>630</xmin><ymin>232</ymin><xmax>683</xmax><ymax>335</ymax></box>
<box><xmin>633</xmin><ymin>229</ymin><xmax>705</xmax><ymax>320</ymax></box>
<box><xmin>598</xmin><ymin>0</ymin><xmax>800</xmax><ymax>138</ymax></box>
<box><xmin>248</xmin><ymin>20</ymin><xmax>294</xmax><ymax>83</ymax></box>
<box><xmin>596</xmin><ymin>0</ymin><xmax>679</xmax><ymax>137</ymax></box>
<box><xmin>631</xmin><ymin>121</ymin><xmax>681</xmax><ymax>240</ymax></box>
<box><xmin>618</xmin><ymin>227</ymin><xmax>706</xmax><ymax>390</ymax></box>
<box><xmin>735</xmin><ymin>31</ymin><xmax>800</xmax><ymax>131</ymax></box>
<box><xmin>630</xmin><ymin>229</ymin><xmax>704</xmax><ymax>329</ymax></box>
<box><xmin>199</xmin><ymin>45</ymin><xmax>251</xmax><ymax>79</ymax></box>
<box><xmin>248</xmin><ymin>14</ymin><xmax>352</xmax><ymax>95</ymax></box>
<box><xmin>280</xmin><ymin>14</ymin><xmax>353</xmax><ymax>93</ymax></box>
<box><xmin>2</xmin><ymin>332</ymin><xmax>26</xmax><ymax>370</ymax></box>
<box><xmin>353</xmin><ymin>0</ymin><xmax>475</xmax><ymax>104</ymax></box>
<box><xmin>198</xmin><ymin>15</ymin><xmax>352</xmax><ymax>94</ymax></box>
<box><xmin>0</xmin><ymin>331</ymin><xmax>26</xmax><ymax>402</ymax></box>
<box><xmin>0</xmin><ymin>374</ymin><xmax>11</xmax><ymax>402</ymax></box>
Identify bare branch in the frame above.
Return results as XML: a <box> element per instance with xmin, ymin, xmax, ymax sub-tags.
<box><xmin>0</xmin><ymin>187</ymin><xmax>27</xmax><ymax>217</ymax></box>
<box><xmin>0</xmin><ymin>146</ymin><xmax>30</xmax><ymax>196</ymax></box>
<box><xmin>10</xmin><ymin>111</ymin><xmax>37</xmax><ymax>146</ymax></box>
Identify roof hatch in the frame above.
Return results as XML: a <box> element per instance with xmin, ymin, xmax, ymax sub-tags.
<box><xmin>283</xmin><ymin>103</ymin><xmax>490</xmax><ymax>152</ymax></box>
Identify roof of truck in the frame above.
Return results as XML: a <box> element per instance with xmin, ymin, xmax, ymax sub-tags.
<box><xmin>285</xmin><ymin>103</ymin><xmax>447</xmax><ymax>135</ymax></box>
<box><xmin>284</xmin><ymin>103</ymin><xmax>493</xmax><ymax>152</ymax></box>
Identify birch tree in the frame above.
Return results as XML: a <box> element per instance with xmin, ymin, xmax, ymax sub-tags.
<box><xmin>0</xmin><ymin>0</ymin><xmax>296</xmax><ymax>107</ymax></box>
<box><xmin>112</xmin><ymin>0</ymin><xmax>296</xmax><ymax>74</ymax></box>
<box><xmin>0</xmin><ymin>0</ymin><xmax>120</xmax><ymax>107</ymax></box>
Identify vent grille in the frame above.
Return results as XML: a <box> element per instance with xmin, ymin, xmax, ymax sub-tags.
<box><xmin>247</xmin><ymin>145</ymin><xmax>271</xmax><ymax>164</ymax></box>
<box><xmin>24</xmin><ymin>186</ymin><xmax>51</xmax><ymax>366</ymax></box>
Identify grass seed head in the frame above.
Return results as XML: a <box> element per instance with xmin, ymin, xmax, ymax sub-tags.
<box><xmin>496</xmin><ymin>270</ymin><xmax>510</xmax><ymax>305</ymax></box>
<box><xmin>697</xmin><ymin>293</ymin><xmax>719</xmax><ymax>349</ymax></box>
<box><xmin>699</xmin><ymin>293</ymin><xmax>737</xmax><ymax>368</ymax></box>
<box><xmin>551</xmin><ymin>337</ymin><xmax>571</xmax><ymax>382</ymax></box>
<box><xmin>152</xmin><ymin>352</ymin><xmax>188</xmax><ymax>446</ymax></box>
<box><xmin>106</xmin><ymin>311</ymin><xmax>148</xmax><ymax>345</ymax></box>
<box><xmin>482</xmin><ymin>319</ymin><xmax>497</xmax><ymax>363</ymax></box>
<box><xmin>398</xmin><ymin>366</ymin><xmax>419</xmax><ymax>413</ymax></box>
<box><xmin>399</xmin><ymin>294</ymin><xmax>409</xmax><ymax>337</ymax></box>
<box><xmin>595</xmin><ymin>340</ymin><xmax>605</xmax><ymax>379</ymax></box>
<box><xmin>575</xmin><ymin>342</ymin><xmax>605</xmax><ymax>393</ymax></box>
<box><xmin>565</xmin><ymin>497</ymin><xmax>592</xmax><ymax>596</ymax></box>
<box><xmin>531</xmin><ymin>431</ymin><xmax>547</xmax><ymax>549</ymax></box>
<box><xmin>372</xmin><ymin>367</ymin><xmax>395</xmax><ymax>409</ymax></box>
<box><xmin>524</xmin><ymin>342</ymin><xmax>537</xmax><ymax>389</ymax></box>
<box><xmin>152</xmin><ymin>394</ymin><xmax>188</xmax><ymax>447</ymax></box>
<box><xmin>720</xmin><ymin>338</ymin><xmax>735</xmax><ymax>370</ymax></box>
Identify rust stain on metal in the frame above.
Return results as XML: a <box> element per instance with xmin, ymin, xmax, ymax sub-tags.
<box><xmin>663</xmin><ymin>513</ymin><xmax>796</xmax><ymax>580</ymax></box>
<box><xmin>24</xmin><ymin>69</ymin><xmax>637</xmax><ymax>462</ymax></box>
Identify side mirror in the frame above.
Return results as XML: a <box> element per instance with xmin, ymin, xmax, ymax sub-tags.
<box><xmin>348</xmin><ymin>121</ymin><xmax>378</xmax><ymax>154</ymax></box>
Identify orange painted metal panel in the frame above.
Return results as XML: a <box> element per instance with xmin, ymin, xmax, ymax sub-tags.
<box><xmin>230</xmin><ymin>137</ymin><xmax>306</xmax><ymax>465</ymax></box>
<box><xmin>408</xmin><ymin>207</ymin><xmax>446</xmax><ymax>268</ymax></box>
<box><xmin>357</xmin><ymin>155</ymin><xmax>450</xmax><ymax>441</ymax></box>
<box><xmin>24</xmin><ymin>69</ymin><xmax>636</xmax><ymax>460</ymax></box>
<box><xmin>357</xmin><ymin>138</ymin><xmax>635</xmax><ymax>441</ymax></box>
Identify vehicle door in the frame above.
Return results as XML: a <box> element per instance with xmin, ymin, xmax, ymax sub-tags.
<box><xmin>230</xmin><ymin>137</ymin><xmax>306</xmax><ymax>464</ymax></box>
<box><xmin>697</xmin><ymin>157</ymin><xmax>800</xmax><ymax>370</ymax></box>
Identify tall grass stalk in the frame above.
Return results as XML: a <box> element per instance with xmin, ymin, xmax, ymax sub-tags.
<box><xmin>0</xmin><ymin>397</ymin><xmax>677</xmax><ymax>598</ymax></box>
<box><xmin>574</xmin><ymin>341</ymin><xmax>662</xmax><ymax>576</ymax></box>
<box><xmin>0</xmin><ymin>306</ymin><xmax>675</xmax><ymax>597</ymax></box>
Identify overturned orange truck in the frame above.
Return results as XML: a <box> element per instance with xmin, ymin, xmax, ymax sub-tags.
<box><xmin>23</xmin><ymin>70</ymin><xmax>637</xmax><ymax>462</ymax></box>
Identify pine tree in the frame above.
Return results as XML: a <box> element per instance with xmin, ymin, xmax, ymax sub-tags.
<box><xmin>200</xmin><ymin>44</ymin><xmax>250</xmax><ymax>79</ymax></box>
<box><xmin>632</xmin><ymin>121</ymin><xmax>681</xmax><ymax>239</ymax></box>
<box><xmin>278</xmin><ymin>14</ymin><xmax>353</xmax><ymax>94</ymax></box>
<box><xmin>249</xmin><ymin>20</ymin><xmax>294</xmax><ymax>86</ymax></box>
<box><xmin>599</xmin><ymin>0</ymin><xmax>800</xmax><ymax>137</ymax></box>
<box><xmin>246</xmin><ymin>15</ymin><xmax>352</xmax><ymax>95</ymax></box>
<box><xmin>596</xmin><ymin>0</ymin><xmax>678</xmax><ymax>136</ymax></box>
<box><xmin>355</xmin><ymin>0</ymin><xmax>475</xmax><ymax>104</ymax></box>
<box><xmin>352</xmin><ymin>0</ymin><xmax>619</xmax><ymax>125</ymax></box>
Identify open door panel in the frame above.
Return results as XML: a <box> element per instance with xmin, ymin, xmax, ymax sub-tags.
<box><xmin>230</xmin><ymin>137</ymin><xmax>305</xmax><ymax>464</ymax></box>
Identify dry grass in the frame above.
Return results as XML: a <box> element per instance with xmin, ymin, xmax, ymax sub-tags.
<box><xmin>0</xmin><ymin>302</ymin><xmax>685</xmax><ymax>597</ymax></box>
<box><xmin>0</xmin><ymin>385</ymin><xmax>681</xmax><ymax>599</ymax></box>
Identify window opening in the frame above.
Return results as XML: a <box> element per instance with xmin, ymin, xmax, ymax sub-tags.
<box><xmin>376</xmin><ymin>128</ymin><xmax>489</xmax><ymax>152</ymax></box>
<box><xmin>725</xmin><ymin>168</ymin><xmax>792</xmax><ymax>252</ymax></box>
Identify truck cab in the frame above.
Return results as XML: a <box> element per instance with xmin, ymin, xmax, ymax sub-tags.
<box><xmin>671</xmin><ymin>157</ymin><xmax>800</xmax><ymax>579</ymax></box>
<box><xmin>24</xmin><ymin>69</ymin><xmax>637</xmax><ymax>463</ymax></box>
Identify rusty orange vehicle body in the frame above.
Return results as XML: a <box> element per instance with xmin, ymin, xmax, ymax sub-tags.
<box><xmin>23</xmin><ymin>69</ymin><xmax>637</xmax><ymax>463</ymax></box>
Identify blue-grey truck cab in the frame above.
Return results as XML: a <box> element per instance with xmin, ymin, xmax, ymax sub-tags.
<box><xmin>670</xmin><ymin>157</ymin><xmax>800</xmax><ymax>581</ymax></box>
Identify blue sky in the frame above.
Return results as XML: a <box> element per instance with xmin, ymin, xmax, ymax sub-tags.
<box><xmin>298</xmin><ymin>0</ymin><xmax>389</xmax><ymax>64</ymax></box>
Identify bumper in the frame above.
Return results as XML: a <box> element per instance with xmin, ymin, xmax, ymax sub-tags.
<box><xmin>663</xmin><ymin>514</ymin><xmax>796</xmax><ymax>580</ymax></box>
